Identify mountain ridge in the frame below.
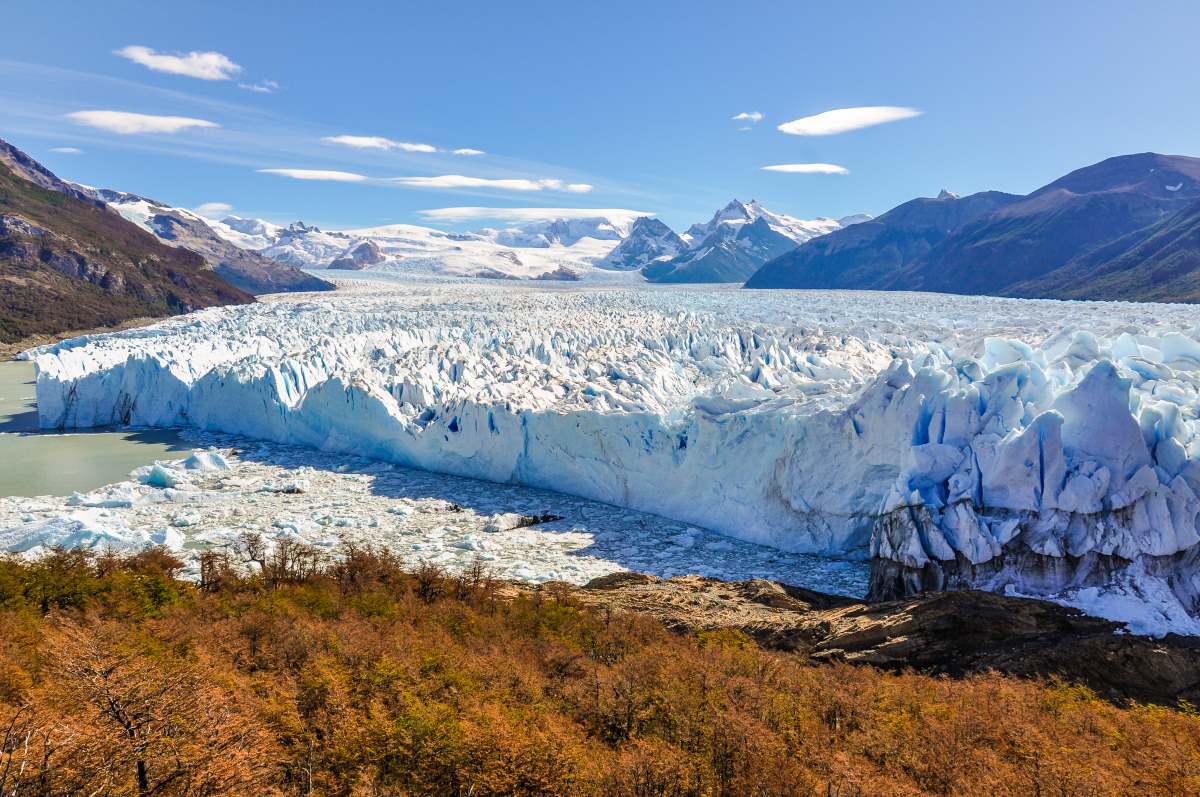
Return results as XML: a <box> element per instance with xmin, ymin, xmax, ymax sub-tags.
<box><xmin>0</xmin><ymin>138</ymin><xmax>252</xmax><ymax>345</ymax></box>
<box><xmin>746</xmin><ymin>152</ymin><xmax>1200</xmax><ymax>302</ymax></box>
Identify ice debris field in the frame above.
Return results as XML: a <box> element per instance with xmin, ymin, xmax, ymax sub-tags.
<box><xmin>21</xmin><ymin>278</ymin><xmax>1200</xmax><ymax>635</ymax></box>
<box><xmin>0</xmin><ymin>434</ymin><xmax>868</xmax><ymax>595</ymax></box>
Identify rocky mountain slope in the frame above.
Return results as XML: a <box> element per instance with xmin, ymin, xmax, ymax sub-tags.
<box><xmin>92</xmin><ymin>190</ymin><xmax>333</xmax><ymax>295</ymax></box>
<box><xmin>745</xmin><ymin>190</ymin><xmax>1020</xmax><ymax>289</ymax></box>
<box><xmin>1007</xmin><ymin>195</ymin><xmax>1200</xmax><ymax>302</ymax></box>
<box><xmin>748</xmin><ymin>153</ymin><xmax>1200</xmax><ymax>302</ymax></box>
<box><xmin>0</xmin><ymin>140</ymin><xmax>251</xmax><ymax>346</ymax></box>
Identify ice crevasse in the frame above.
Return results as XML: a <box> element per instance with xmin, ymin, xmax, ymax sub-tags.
<box><xmin>28</xmin><ymin>286</ymin><xmax>1200</xmax><ymax>630</ymax></box>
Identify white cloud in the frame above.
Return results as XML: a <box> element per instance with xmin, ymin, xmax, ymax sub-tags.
<box><xmin>239</xmin><ymin>80</ymin><xmax>279</xmax><ymax>94</ymax></box>
<box><xmin>114</xmin><ymin>45</ymin><xmax>241</xmax><ymax>81</ymax></box>
<box><xmin>452</xmin><ymin>148</ymin><xmax>485</xmax><ymax>156</ymax></box>
<box><xmin>258</xmin><ymin>168</ymin><xmax>367</xmax><ymax>182</ymax></box>
<box><xmin>732</xmin><ymin>111</ymin><xmax>764</xmax><ymax>123</ymax></box>
<box><xmin>391</xmin><ymin>175</ymin><xmax>592</xmax><ymax>193</ymax></box>
<box><xmin>49</xmin><ymin>147</ymin><xmax>82</xmax><ymax>154</ymax></box>
<box><xmin>777</xmin><ymin>106</ymin><xmax>922</xmax><ymax>136</ymax></box>
<box><xmin>322</xmin><ymin>135</ymin><xmax>437</xmax><ymax>153</ymax></box>
<box><xmin>417</xmin><ymin>207</ymin><xmax>650</xmax><ymax>224</ymax></box>
<box><xmin>194</xmin><ymin>202</ymin><xmax>233</xmax><ymax>216</ymax></box>
<box><xmin>67</xmin><ymin>110</ymin><xmax>220</xmax><ymax>135</ymax></box>
<box><xmin>762</xmin><ymin>163</ymin><xmax>849</xmax><ymax>175</ymax></box>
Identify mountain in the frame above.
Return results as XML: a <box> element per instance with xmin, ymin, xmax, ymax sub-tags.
<box><xmin>745</xmin><ymin>190</ymin><xmax>1020</xmax><ymax>289</ymax></box>
<box><xmin>747</xmin><ymin>153</ymin><xmax>1200</xmax><ymax>301</ymax></box>
<box><xmin>1006</xmin><ymin>197</ymin><xmax>1200</xmax><ymax>302</ymax></box>
<box><xmin>209</xmin><ymin>213</ymin><xmax>646</xmax><ymax>281</ymax></box>
<box><xmin>0</xmin><ymin>139</ymin><xmax>98</xmax><ymax>205</ymax></box>
<box><xmin>485</xmin><ymin>216</ymin><xmax>634</xmax><ymax>248</ymax></box>
<box><xmin>93</xmin><ymin>190</ymin><xmax>333</xmax><ymax>294</ymax></box>
<box><xmin>0</xmin><ymin>139</ymin><xmax>250</xmax><ymax>345</ymax></box>
<box><xmin>900</xmin><ymin>153</ymin><xmax>1200</xmax><ymax>295</ymax></box>
<box><xmin>644</xmin><ymin>216</ymin><xmax>803</xmax><ymax>283</ymax></box>
<box><xmin>643</xmin><ymin>200</ymin><xmax>848</xmax><ymax>283</ymax></box>
<box><xmin>599</xmin><ymin>217</ymin><xmax>687</xmax><ymax>270</ymax></box>
<box><xmin>215</xmin><ymin>219</ymin><xmax>358</xmax><ymax>270</ymax></box>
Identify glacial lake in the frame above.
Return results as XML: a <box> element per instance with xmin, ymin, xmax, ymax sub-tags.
<box><xmin>0</xmin><ymin>360</ymin><xmax>189</xmax><ymax>497</ymax></box>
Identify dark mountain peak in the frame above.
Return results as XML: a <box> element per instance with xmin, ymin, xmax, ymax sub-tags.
<box><xmin>1029</xmin><ymin>152</ymin><xmax>1200</xmax><ymax>205</ymax></box>
<box><xmin>630</xmin><ymin>216</ymin><xmax>673</xmax><ymax>234</ymax></box>
<box><xmin>937</xmin><ymin>189</ymin><xmax>960</xmax><ymax>200</ymax></box>
<box><xmin>601</xmin><ymin>215</ymin><xmax>686</xmax><ymax>271</ymax></box>
<box><xmin>0</xmin><ymin>138</ymin><xmax>102</xmax><ymax>206</ymax></box>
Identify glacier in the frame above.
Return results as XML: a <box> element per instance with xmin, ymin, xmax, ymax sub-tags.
<box><xmin>29</xmin><ymin>277</ymin><xmax>1200</xmax><ymax>634</ymax></box>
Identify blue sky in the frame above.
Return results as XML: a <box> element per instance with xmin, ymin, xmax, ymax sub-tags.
<box><xmin>2</xmin><ymin>0</ymin><xmax>1198</xmax><ymax>231</ymax></box>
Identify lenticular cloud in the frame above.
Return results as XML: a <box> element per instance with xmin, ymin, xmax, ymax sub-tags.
<box><xmin>778</xmin><ymin>106</ymin><xmax>921</xmax><ymax>136</ymax></box>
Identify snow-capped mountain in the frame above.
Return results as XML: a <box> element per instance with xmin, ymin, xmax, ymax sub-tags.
<box><xmin>600</xmin><ymin>217</ymin><xmax>688</xmax><ymax>270</ymax></box>
<box><xmin>85</xmin><ymin>191</ymin><xmax>333</xmax><ymax>295</ymax></box>
<box><xmin>485</xmin><ymin>216</ymin><xmax>635</xmax><ymax>248</ymax></box>
<box><xmin>207</xmin><ymin>213</ymin><xmax>650</xmax><ymax>281</ymax></box>
<box><xmin>201</xmin><ymin>201</ymin><xmax>856</xmax><ymax>284</ymax></box>
<box><xmin>641</xmin><ymin>200</ymin><xmax>853</xmax><ymax>283</ymax></box>
<box><xmin>682</xmin><ymin>199</ymin><xmax>845</xmax><ymax>246</ymax></box>
<box><xmin>213</xmin><ymin>218</ymin><xmax>355</xmax><ymax>270</ymax></box>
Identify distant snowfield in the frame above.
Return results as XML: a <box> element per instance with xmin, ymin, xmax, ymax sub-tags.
<box><xmin>23</xmin><ymin>276</ymin><xmax>1200</xmax><ymax>635</ymax></box>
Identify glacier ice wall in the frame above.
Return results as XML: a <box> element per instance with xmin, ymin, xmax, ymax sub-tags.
<box><xmin>30</xmin><ymin>282</ymin><xmax>1200</xmax><ymax>629</ymax></box>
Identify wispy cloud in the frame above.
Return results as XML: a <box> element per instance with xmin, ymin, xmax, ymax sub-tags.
<box><xmin>49</xmin><ymin>146</ymin><xmax>82</xmax><ymax>154</ymax></box>
<box><xmin>417</xmin><ymin>207</ymin><xmax>650</xmax><ymax>224</ymax></box>
<box><xmin>391</xmin><ymin>175</ymin><xmax>592</xmax><ymax>193</ymax></box>
<box><xmin>258</xmin><ymin>168</ymin><xmax>367</xmax><ymax>182</ymax></box>
<box><xmin>239</xmin><ymin>80</ymin><xmax>279</xmax><ymax>94</ymax></box>
<box><xmin>732</xmin><ymin>111</ymin><xmax>764</xmax><ymax>124</ymax></box>
<box><xmin>762</xmin><ymin>163</ymin><xmax>849</xmax><ymax>175</ymax></box>
<box><xmin>67</xmin><ymin>110</ymin><xmax>220</xmax><ymax>135</ymax></box>
<box><xmin>452</xmin><ymin>148</ymin><xmax>485</xmax><ymax>156</ymax></box>
<box><xmin>114</xmin><ymin>45</ymin><xmax>241</xmax><ymax>81</ymax></box>
<box><xmin>777</xmin><ymin>106</ymin><xmax>921</xmax><ymax>136</ymax></box>
<box><xmin>194</xmin><ymin>201</ymin><xmax>233</xmax><ymax>216</ymax></box>
<box><xmin>323</xmin><ymin>135</ymin><xmax>437</xmax><ymax>153</ymax></box>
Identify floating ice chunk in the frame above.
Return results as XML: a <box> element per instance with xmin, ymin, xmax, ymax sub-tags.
<box><xmin>140</xmin><ymin>464</ymin><xmax>180</xmax><ymax>489</ymax></box>
<box><xmin>178</xmin><ymin>450</ymin><xmax>230</xmax><ymax>471</ymax></box>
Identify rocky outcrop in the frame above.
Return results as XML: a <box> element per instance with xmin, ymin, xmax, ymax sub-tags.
<box><xmin>576</xmin><ymin>574</ymin><xmax>1200</xmax><ymax>706</ymax></box>
<box><xmin>328</xmin><ymin>240</ymin><xmax>385</xmax><ymax>271</ymax></box>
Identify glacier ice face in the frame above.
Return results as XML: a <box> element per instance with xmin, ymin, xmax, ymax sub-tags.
<box><xmin>29</xmin><ymin>280</ymin><xmax>1200</xmax><ymax>632</ymax></box>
